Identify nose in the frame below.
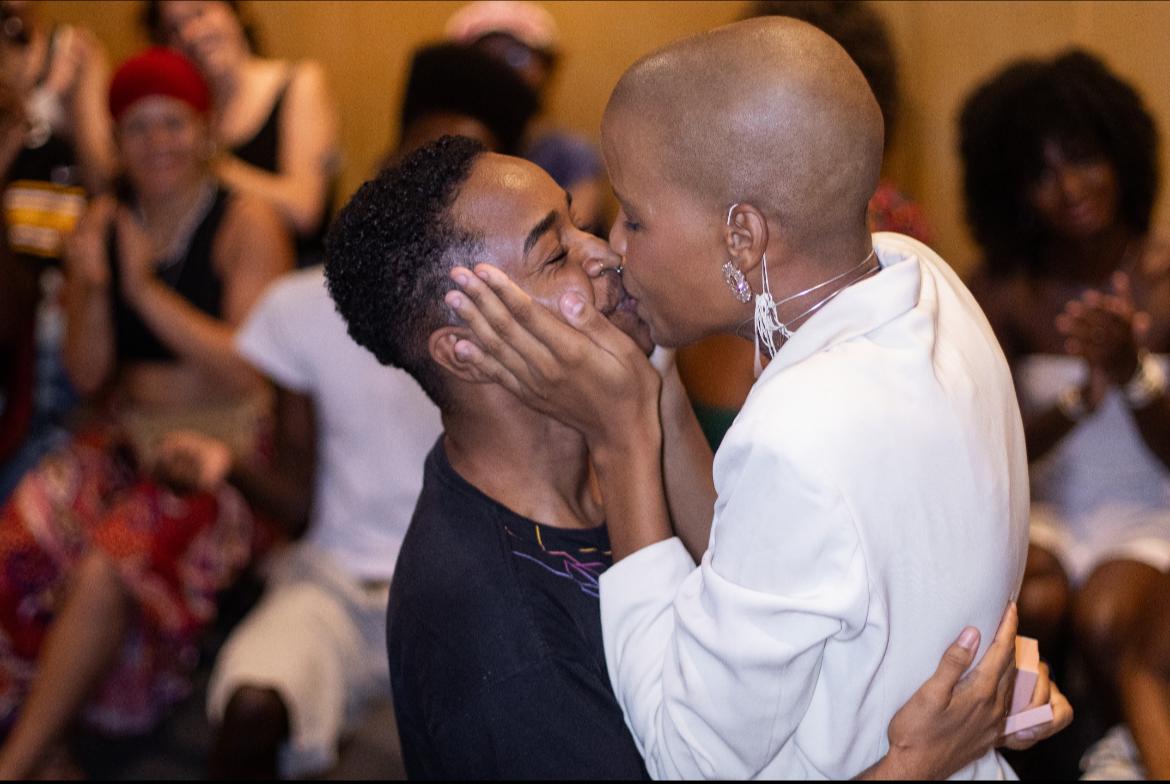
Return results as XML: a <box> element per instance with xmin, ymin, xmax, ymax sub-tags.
<box><xmin>608</xmin><ymin>212</ymin><xmax>629</xmax><ymax>257</ymax></box>
<box><xmin>577</xmin><ymin>231</ymin><xmax>621</xmax><ymax>278</ymax></box>
<box><xmin>1057</xmin><ymin>165</ymin><xmax>1088</xmax><ymax>201</ymax></box>
<box><xmin>571</xmin><ymin>234</ymin><xmax>622</xmax><ymax>308</ymax></box>
<box><xmin>144</xmin><ymin>122</ymin><xmax>171</xmax><ymax>147</ymax></box>
<box><xmin>591</xmin><ymin>265</ymin><xmax>623</xmax><ymax>313</ymax></box>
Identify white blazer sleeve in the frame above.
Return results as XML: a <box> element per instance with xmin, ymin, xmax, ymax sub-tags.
<box><xmin>600</xmin><ymin>434</ymin><xmax>871</xmax><ymax>779</ymax></box>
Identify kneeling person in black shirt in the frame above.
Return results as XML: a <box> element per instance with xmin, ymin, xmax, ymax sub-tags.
<box><xmin>324</xmin><ymin>136</ymin><xmax>1056</xmax><ymax>779</ymax></box>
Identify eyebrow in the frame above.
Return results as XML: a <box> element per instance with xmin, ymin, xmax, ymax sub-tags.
<box><xmin>522</xmin><ymin>192</ymin><xmax>573</xmax><ymax>256</ymax></box>
<box><xmin>523</xmin><ymin>211</ymin><xmax>558</xmax><ymax>256</ymax></box>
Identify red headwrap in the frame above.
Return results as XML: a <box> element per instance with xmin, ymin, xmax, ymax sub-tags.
<box><xmin>108</xmin><ymin>47</ymin><xmax>211</xmax><ymax>122</ymax></box>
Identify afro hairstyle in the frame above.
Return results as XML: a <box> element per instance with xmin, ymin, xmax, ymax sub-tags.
<box><xmin>959</xmin><ymin>49</ymin><xmax>1158</xmax><ymax>276</ymax></box>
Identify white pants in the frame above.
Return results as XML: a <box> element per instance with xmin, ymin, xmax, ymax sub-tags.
<box><xmin>206</xmin><ymin>543</ymin><xmax>391</xmax><ymax>777</ymax></box>
<box><xmin>1030</xmin><ymin>502</ymin><xmax>1170</xmax><ymax>585</ymax></box>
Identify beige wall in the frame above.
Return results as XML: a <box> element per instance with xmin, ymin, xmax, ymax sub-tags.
<box><xmin>42</xmin><ymin>0</ymin><xmax>1170</xmax><ymax>275</ymax></box>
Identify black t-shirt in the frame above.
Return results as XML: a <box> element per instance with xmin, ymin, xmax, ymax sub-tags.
<box><xmin>387</xmin><ymin>439</ymin><xmax>648</xmax><ymax>780</ymax></box>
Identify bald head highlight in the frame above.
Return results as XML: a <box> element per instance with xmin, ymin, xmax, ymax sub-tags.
<box><xmin>604</xmin><ymin>17</ymin><xmax>883</xmax><ymax>250</ymax></box>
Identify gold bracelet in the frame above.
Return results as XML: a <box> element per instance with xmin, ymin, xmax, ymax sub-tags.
<box><xmin>1123</xmin><ymin>352</ymin><xmax>1167</xmax><ymax>410</ymax></box>
<box><xmin>1056</xmin><ymin>385</ymin><xmax>1087</xmax><ymax>421</ymax></box>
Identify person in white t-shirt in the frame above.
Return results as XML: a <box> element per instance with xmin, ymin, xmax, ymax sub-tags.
<box><xmin>156</xmin><ymin>266</ymin><xmax>441</xmax><ymax>778</ymax></box>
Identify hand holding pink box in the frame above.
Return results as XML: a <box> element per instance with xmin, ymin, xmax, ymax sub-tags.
<box><xmin>1004</xmin><ymin>636</ymin><xmax>1055</xmax><ymax>735</ymax></box>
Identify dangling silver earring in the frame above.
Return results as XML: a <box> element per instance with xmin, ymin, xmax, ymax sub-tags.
<box><xmin>754</xmin><ymin>250</ymin><xmax>788</xmax><ymax>355</ymax></box>
<box><xmin>723</xmin><ymin>203</ymin><xmax>753</xmax><ymax>303</ymax></box>
<box><xmin>722</xmin><ymin>261</ymin><xmax>752</xmax><ymax>303</ymax></box>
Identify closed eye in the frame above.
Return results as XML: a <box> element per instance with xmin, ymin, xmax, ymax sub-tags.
<box><xmin>544</xmin><ymin>247</ymin><xmax>568</xmax><ymax>267</ymax></box>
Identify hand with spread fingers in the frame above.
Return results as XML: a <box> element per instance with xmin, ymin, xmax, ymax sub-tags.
<box><xmin>446</xmin><ymin>262</ymin><xmax>662</xmax><ymax>451</ymax></box>
<box><xmin>447</xmin><ymin>260</ymin><xmax>674</xmax><ymax>560</ymax></box>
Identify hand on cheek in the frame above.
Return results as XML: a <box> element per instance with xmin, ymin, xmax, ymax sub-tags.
<box><xmin>446</xmin><ymin>263</ymin><xmax>662</xmax><ymax>450</ymax></box>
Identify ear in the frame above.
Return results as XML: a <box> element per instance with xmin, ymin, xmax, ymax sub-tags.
<box><xmin>723</xmin><ymin>202</ymin><xmax>770</xmax><ymax>277</ymax></box>
<box><xmin>428</xmin><ymin>326</ymin><xmax>495</xmax><ymax>385</ymax></box>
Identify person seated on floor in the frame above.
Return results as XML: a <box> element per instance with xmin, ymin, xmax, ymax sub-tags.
<box><xmin>155</xmin><ymin>48</ymin><xmax>538</xmax><ymax>779</ymax></box>
<box><xmin>961</xmin><ymin>50</ymin><xmax>1170</xmax><ymax>776</ymax></box>
<box><xmin>0</xmin><ymin>0</ymin><xmax>117</xmax><ymax>498</ymax></box>
<box><xmin>156</xmin><ymin>263</ymin><xmax>443</xmax><ymax>780</ymax></box>
<box><xmin>323</xmin><ymin>134</ymin><xmax>1070</xmax><ymax>779</ymax></box>
<box><xmin>0</xmin><ymin>46</ymin><xmax>291</xmax><ymax>778</ymax></box>
<box><xmin>445</xmin><ymin>0</ymin><xmax>608</xmax><ymax>234</ymax></box>
<box><xmin>145</xmin><ymin>0</ymin><xmax>340</xmax><ymax>267</ymax></box>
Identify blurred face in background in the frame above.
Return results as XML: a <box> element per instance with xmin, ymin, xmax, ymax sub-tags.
<box><xmin>158</xmin><ymin>0</ymin><xmax>248</xmax><ymax>81</ymax></box>
<box><xmin>0</xmin><ymin>1</ymin><xmax>35</xmax><ymax>85</ymax></box>
<box><xmin>1027</xmin><ymin>138</ymin><xmax>1121</xmax><ymax>243</ymax></box>
<box><xmin>117</xmin><ymin>95</ymin><xmax>209</xmax><ymax>200</ymax></box>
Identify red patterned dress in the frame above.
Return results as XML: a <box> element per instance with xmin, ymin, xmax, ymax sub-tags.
<box><xmin>0</xmin><ymin>427</ymin><xmax>253</xmax><ymax>735</ymax></box>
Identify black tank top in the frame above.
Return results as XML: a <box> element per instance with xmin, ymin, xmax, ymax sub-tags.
<box><xmin>228</xmin><ymin>78</ymin><xmax>285</xmax><ymax>174</ymax></box>
<box><xmin>109</xmin><ymin>186</ymin><xmax>231</xmax><ymax>362</ymax></box>
<box><xmin>228</xmin><ymin>66</ymin><xmax>333</xmax><ymax>267</ymax></box>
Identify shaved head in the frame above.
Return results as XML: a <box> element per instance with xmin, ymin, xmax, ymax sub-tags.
<box><xmin>603</xmin><ymin>17</ymin><xmax>883</xmax><ymax>250</ymax></box>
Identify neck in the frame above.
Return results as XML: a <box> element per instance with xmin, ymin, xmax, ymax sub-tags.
<box><xmin>207</xmin><ymin>51</ymin><xmax>251</xmax><ymax>105</ymax></box>
<box><xmin>442</xmin><ymin>393</ymin><xmax>603</xmax><ymax>531</ymax></box>
<box><xmin>1042</xmin><ymin>224</ymin><xmax>1134</xmax><ymax>284</ymax></box>
<box><xmin>138</xmin><ymin>175</ymin><xmax>212</xmax><ymax>236</ymax></box>
<box><xmin>773</xmin><ymin>232</ymin><xmax>879</xmax><ymax>333</ymax></box>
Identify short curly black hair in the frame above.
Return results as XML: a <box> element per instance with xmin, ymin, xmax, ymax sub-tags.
<box><xmin>747</xmin><ymin>1</ymin><xmax>899</xmax><ymax>146</ymax></box>
<box><xmin>401</xmin><ymin>43</ymin><xmax>539</xmax><ymax>156</ymax></box>
<box><xmin>325</xmin><ymin>135</ymin><xmax>485</xmax><ymax>409</ymax></box>
<box><xmin>959</xmin><ymin>49</ymin><xmax>1159</xmax><ymax>277</ymax></box>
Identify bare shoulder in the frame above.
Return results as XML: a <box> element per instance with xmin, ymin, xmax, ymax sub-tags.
<box><xmin>287</xmin><ymin>59</ymin><xmax>332</xmax><ymax>105</ymax></box>
<box><xmin>224</xmin><ymin>191</ymin><xmax>284</xmax><ymax>234</ymax></box>
<box><xmin>291</xmin><ymin>60</ymin><xmax>328</xmax><ymax>89</ymax></box>
<box><xmin>215</xmin><ymin>191</ymin><xmax>289</xmax><ymax>265</ymax></box>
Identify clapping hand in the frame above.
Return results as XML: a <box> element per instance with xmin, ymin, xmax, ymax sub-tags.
<box><xmin>113</xmin><ymin>207</ymin><xmax>157</xmax><ymax>306</ymax></box>
<box><xmin>1056</xmin><ymin>271</ymin><xmax>1150</xmax><ymax>386</ymax></box>
<box><xmin>63</xmin><ymin>195</ymin><xmax>117</xmax><ymax>291</ymax></box>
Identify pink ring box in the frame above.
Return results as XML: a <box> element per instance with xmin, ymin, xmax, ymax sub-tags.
<box><xmin>1004</xmin><ymin>636</ymin><xmax>1054</xmax><ymax>735</ymax></box>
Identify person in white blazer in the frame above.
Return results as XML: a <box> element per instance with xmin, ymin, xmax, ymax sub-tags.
<box><xmin>444</xmin><ymin>16</ymin><xmax>1072</xmax><ymax>780</ymax></box>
